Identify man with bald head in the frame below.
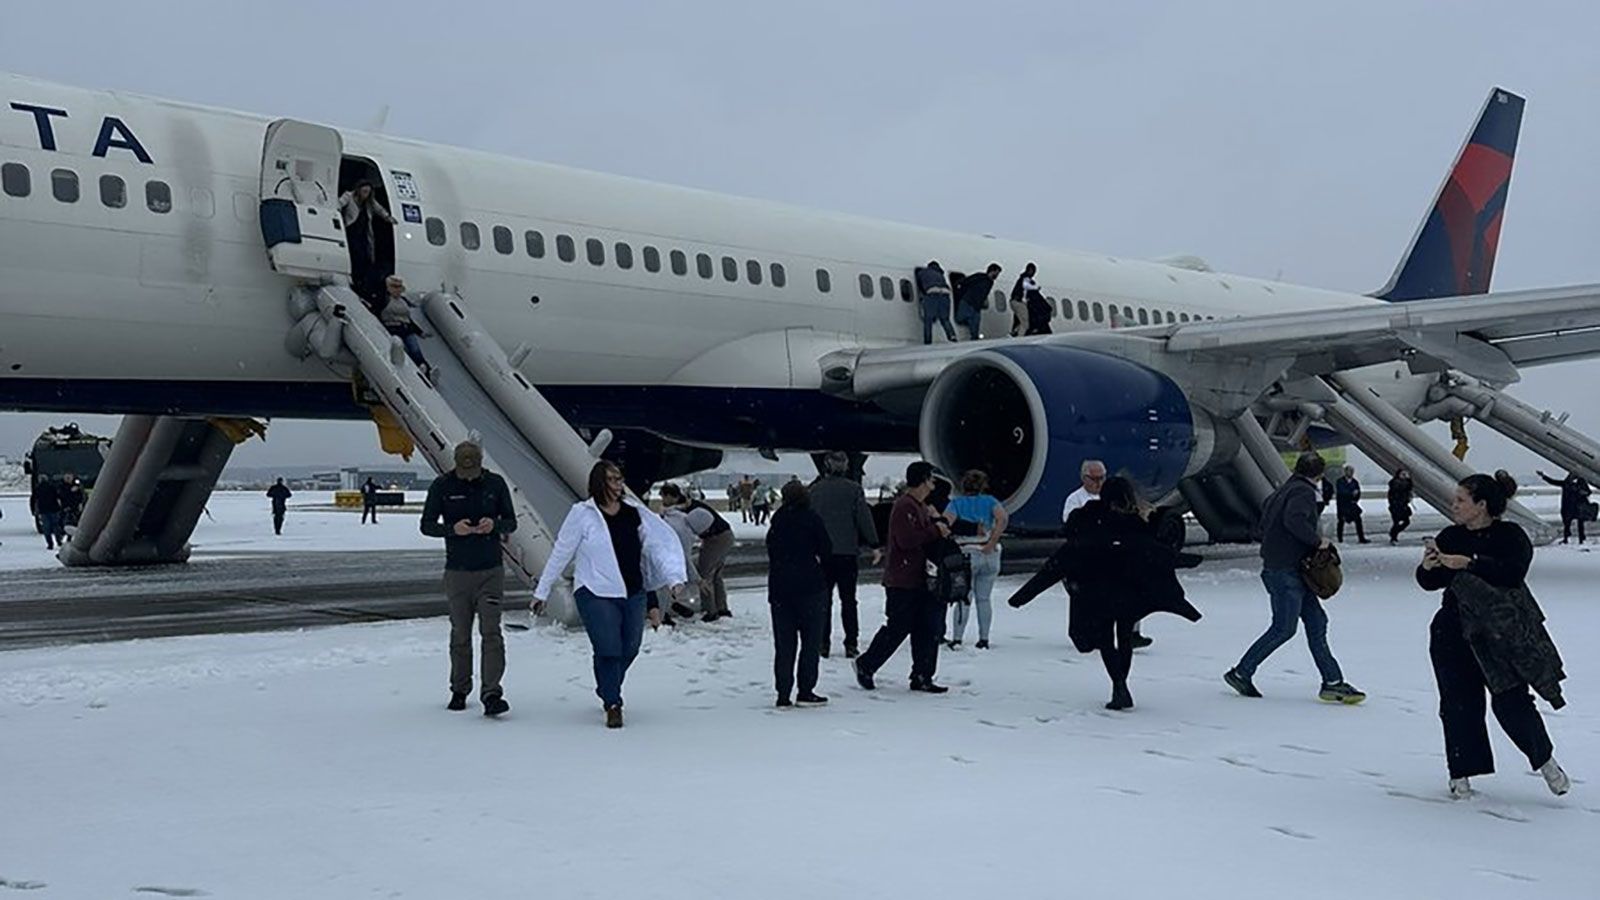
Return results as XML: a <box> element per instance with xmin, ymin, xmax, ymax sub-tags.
<box><xmin>421</xmin><ymin>440</ymin><xmax>518</xmax><ymax>716</ymax></box>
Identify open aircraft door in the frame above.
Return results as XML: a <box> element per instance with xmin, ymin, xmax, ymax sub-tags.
<box><xmin>259</xmin><ymin>119</ymin><xmax>349</xmax><ymax>279</ymax></box>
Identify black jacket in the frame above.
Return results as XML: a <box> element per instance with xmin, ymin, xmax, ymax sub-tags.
<box><xmin>1387</xmin><ymin>476</ymin><xmax>1413</xmax><ymax>512</ymax></box>
<box><xmin>954</xmin><ymin>271</ymin><xmax>994</xmax><ymax>312</ymax></box>
<box><xmin>33</xmin><ymin>481</ymin><xmax>62</xmax><ymax>514</ymax></box>
<box><xmin>1259</xmin><ymin>476</ymin><xmax>1322</xmax><ymax>570</ymax></box>
<box><xmin>1334</xmin><ymin>476</ymin><xmax>1362</xmax><ymax>515</ymax></box>
<box><xmin>1450</xmin><ymin>571</ymin><xmax>1566</xmax><ymax>708</ymax></box>
<box><xmin>420</xmin><ymin>470</ymin><xmax>518</xmax><ymax>571</ymax></box>
<box><xmin>1007</xmin><ymin>501</ymin><xmax>1202</xmax><ymax>653</ymax></box>
<box><xmin>765</xmin><ymin>505</ymin><xmax>831</xmax><ymax>604</ymax></box>
<box><xmin>1541</xmin><ymin>474</ymin><xmax>1591</xmax><ymax>518</ymax></box>
<box><xmin>266</xmin><ymin>483</ymin><xmax>291</xmax><ymax>512</ymax></box>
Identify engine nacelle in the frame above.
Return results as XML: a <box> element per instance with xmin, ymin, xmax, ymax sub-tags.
<box><xmin>918</xmin><ymin>345</ymin><xmax>1221</xmax><ymax>532</ymax></box>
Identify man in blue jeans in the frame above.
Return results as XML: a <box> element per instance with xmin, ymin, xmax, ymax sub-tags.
<box><xmin>1225</xmin><ymin>451</ymin><xmax>1365</xmax><ymax>704</ymax></box>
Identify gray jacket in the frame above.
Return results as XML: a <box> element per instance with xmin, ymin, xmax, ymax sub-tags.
<box><xmin>809</xmin><ymin>474</ymin><xmax>879</xmax><ymax>556</ymax></box>
<box><xmin>1259</xmin><ymin>476</ymin><xmax>1322</xmax><ymax>570</ymax></box>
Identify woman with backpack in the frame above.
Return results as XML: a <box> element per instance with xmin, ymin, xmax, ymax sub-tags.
<box><xmin>1418</xmin><ymin>471</ymin><xmax>1571</xmax><ymax>799</ymax></box>
<box><xmin>946</xmin><ymin>469</ymin><xmax>1008</xmax><ymax>651</ymax></box>
<box><xmin>1008</xmin><ymin>477</ymin><xmax>1202</xmax><ymax>710</ymax></box>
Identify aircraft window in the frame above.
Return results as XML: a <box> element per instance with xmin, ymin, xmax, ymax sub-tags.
<box><xmin>1</xmin><ymin>162</ymin><xmax>29</xmax><ymax>197</ymax></box>
<box><xmin>1092</xmin><ymin>302</ymin><xmax>1104</xmax><ymax>323</ymax></box>
<box><xmin>493</xmin><ymin>225</ymin><xmax>513</xmax><ymax>255</ymax></box>
<box><xmin>1078</xmin><ymin>300</ymin><xmax>1089</xmax><ymax>321</ymax></box>
<box><xmin>525</xmin><ymin>230</ymin><xmax>545</xmax><ymax>258</ymax></box>
<box><xmin>461</xmin><ymin>222</ymin><xmax>482</xmax><ymax>251</ymax></box>
<box><xmin>746</xmin><ymin>259</ymin><xmax>762</xmax><ymax>285</ymax></box>
<box><xmin>721</xmin><ymin>256</ymin><xmax>738</xmax><ymax>282</ymax></box>
<box><xmin>815</xmin><ymin>268</ymin><xmax>830</xmax><ymax>292</ymax></box>
<box><xmin>99</xmin><ymin>174</ymin><xmax>126</xmax><ymax>208</ymax></box>
<box><xmin>858</xmin><ymin>274</ymin><xmax>872</xmax><ymax>298</ymax></box>
<box><xmin>232</xmin><ymin>191</ymin><xmax>254</xmax><ymax>222</ymax></box>
<box><xmin>1047</xmin><ymin>297</ymin><xmax>1059</xmax><ymax>316</ymax></box>
<box><xmin>1138</xmin><ymin>308</ymin><xmax>1149</xmax><ymax>325</ymax></box>
<box><xmin>771</xmin><ymin>263</ymin><xmax>786</xmax><ymax>287</ymax></box>
<box><xmin>670</xmin><ymin>249</ymin><xmax>687</xmax><ymax>275</ymax></box>
<box><xmin>426</xmin><ymin>217</ymin><xmax>446</xmax><ymax>245</ymax></box>
<box><xmin>1165</xmin><ymin>311</ymin><xmax>1176</xmax><ymax>324</ymax></box>
<box><xmin>1060</xmin><ymin>298</ymin><xmax>1072</xmax><ymax>320</ymax></box>
<box><xmin>899</xmin><ymin>278</ymin><xmax>913</xmax><ymax>302</ymax></box>
<box><xmin>642</xmin><ymin>245</ymin><xmax>660</xmax><ymax>272</ymax></box>
<box><xmin>1122</xmin><ymin>305</ymin><xmax>1135</xmax><ymax>323</ymax></box>
<box><xmin>586</xmin><ymin>238</ymin><xmax>605</xmax><ymax>266</ymax></box>
<box><xmin>145</xmin><ymin>180</ymin><xmax>172</xmax><ymax>214</ymax></box>
<box><xmin>994</xmin><ymin>290</ymin><xmax>1005</xmax><ymax>311</ymax></box>
<box><xmin>190</xmin><ymin>188</ymin><xmax>214</xmax><ymax>218</ymax></box>
<box><xmin>696</xmin><ymin>252</ymin><xmax>713</xmax><ymax>279</ymax></box>
<box><xmin>879</xmin><ymin>276</ymin><xmax>894</xmax><ymax>300</ymax></box>
<box><xmin>557</xmin><ymin>234</ymin><xmax>575</xmax><ymax>262</ymax></box>
<box><xmin>51</xmin><ymin>169</ymin><xmax>79</xmax><ymax>203</ymax></box>
<box><xmin>615</xmin><ymin>242</ymin><xmax>634</xmax><ymax>269</ymax></box>
<box><xmin>1179</xmin><ymin>312</ymin><xmax>1190</xmax><ymax>322</ymax></box>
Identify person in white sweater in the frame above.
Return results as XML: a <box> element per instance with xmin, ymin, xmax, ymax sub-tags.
<box><xmin>534</xmin><ymin>461</ymin><xmax>686</xmax><ymax>728</ymax></box>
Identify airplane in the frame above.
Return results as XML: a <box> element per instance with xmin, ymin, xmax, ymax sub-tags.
<box><xmin>3</xmin><ymin>70</ymin><xmax>1599</xmax><ymax>555</ymax></box>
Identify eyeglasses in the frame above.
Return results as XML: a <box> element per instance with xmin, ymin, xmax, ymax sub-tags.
<box><xmin>1084</xmin><ymin>474</ymin><xmax>1106</xmax><ymax>483</ymax></box>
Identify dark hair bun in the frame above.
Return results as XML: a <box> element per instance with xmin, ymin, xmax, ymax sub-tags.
<box><xmin>1494</xmin><ymin>469</ymin><xmax>1518</xmax><ymax>499</ymax></box>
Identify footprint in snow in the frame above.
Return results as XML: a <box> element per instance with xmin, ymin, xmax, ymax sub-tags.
<box><xmin>976</xmin><ymin>719</ymin><xmax>1018</xmax><ymax>730</ymax></box>
<box><xmin>1267</xmin><ymin>826</ymin><xmax>1316</xmax><ymax>840</ymax></box>
<box><xmin>1142</xmin><ymin>748</ymin><xmax>1190</xmax><ymax>761</ymax></box>
<box><xmin>1478</xmin><ymin>807</ymin><xmax>1531</xmax><ymax>824</ymax></box>
<box><xmin>135</xmin><ymin>888</ymin><xmax>210</xmax><ymax>897</ymax></box>
<box><xmin>1097</xmin><ymin>785</ymin><xmax>1144</xmax><ymax>796</ymax></box>
<box><xmin>1278</xmin><ymin>743</ymin><xmax>1331</xmax><ymax>756</ymax></box>
<box><xmin>0</xmin><ymin>879</ymin><xmax>48</xmax><ymax>891</ymax></box>
<box><xmin>948</xmin><ymin>755</ymin><xmax>977</xmax><ymax>765</ymax></box>
<box><xmin>1474</xmin><ymin>868</ymin><xmax>1538</xmax><ymax>883</ymax></box>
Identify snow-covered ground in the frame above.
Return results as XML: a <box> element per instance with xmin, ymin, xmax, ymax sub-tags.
<box><xmin>1</xmin><ymin>498</ymin><xmax>1596</xmax><ymax>898</ymax></box>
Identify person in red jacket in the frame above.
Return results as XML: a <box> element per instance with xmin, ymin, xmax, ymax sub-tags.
<box><xmin>853</xmin><ymin>461</ymin><xmax>953</xmax><ymax>693</ymax></box>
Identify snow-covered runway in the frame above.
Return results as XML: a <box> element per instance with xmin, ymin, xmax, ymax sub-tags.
<box><xmin>2</xmin><ymin>538</ymin><xmax>1596</xmax><ymax>898</ymax></box>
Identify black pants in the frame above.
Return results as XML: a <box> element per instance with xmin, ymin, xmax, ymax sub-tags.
<box><xmin>821</xmin><ymin>554</ymin><xmax>861</xmax><ymax>650</ymax></box>
<box><xmin>1561</xmin><ymin>515</ymin><xmax>1586</xmax><ymax>543</ymax></box>
<box><xmin>1429</xmin><ymin>607</ymin><xmax>1553</xmax><ymax>779</ymax></box>
<box><xmin>1337</xmin><ymin>510</ymin><xmax>1365</xmax><ymax>542</ymax></box>
<box><xmin>362</xmin><ymin>502</ymin><xmax>379</xmax><ymax>524</ymax></box>
<box><xmin>857</xmin><ymin>586</ymin><xmax>941</xmax><ymax>683</ymax></box>
<box><xmin>1389</xmin><ymin>506</ymin><xmax>1411</xmax><ymax>543</ymax></box>
<box><xmin>1099</xmin><ymin>618</ymin><xmax>1138</xmax><ymax>686</ymax></box>
<box><xmin>771</xmin><ymin>595</ymin><xmax>825</xmax><ymax>699</ymax></box>
<box><xmin>272</xmin><ymin>509</ymin><xmax>286</xmax><ymax>535</ymax></box>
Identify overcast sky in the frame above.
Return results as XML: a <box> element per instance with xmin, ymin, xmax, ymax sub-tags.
<box><xmin>2</xmin><ymin>0</ymin><xmax>1597</xmax><ymax>478</ymax></box>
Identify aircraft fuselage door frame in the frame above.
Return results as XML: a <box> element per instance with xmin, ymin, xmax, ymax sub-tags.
<box><xmin>259</xmin><ymin>119</ymin><xmax>349</xmax><ymax>279</ymax></box>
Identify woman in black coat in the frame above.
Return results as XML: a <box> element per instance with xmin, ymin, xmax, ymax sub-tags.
<box><xmin>765</xmin><ymin>481</ymin><xmax>834</xmax><ymax>708</ymax></box>
<box><xmin>1008</xmin><ymin>477</ymin><xmax>1202</xmax><ymax>710</ymax></box>
<box><xmin>1418</xmin><ymin>471</ymin><xmax>1570</xmax><ymax>799</ymax></box>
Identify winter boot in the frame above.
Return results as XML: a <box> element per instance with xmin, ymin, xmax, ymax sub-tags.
<box><xmin>605</xmin><ymin>705</ymin><xmax>624</xmax><ymax>728</ymax></box>
<box><xmin>447</xmin><ymin>692</ymin><xmax>468</xmax><ymax>711</ymax></box>
<box><xmin>775</xmin><ymin>696</ymin><xmax>793</xmax><ymax>708</ymax></box>
<box><xmin>1106</xmin><ymin>680</ymin><xmax>1134</xmax><ymax>711</ymax></box>
<box><xmin>482</xmin><ymin>694</ymin><xmax>510</xmax><ymax>717</ymax></box>
<box><xmin>853</xmin><ymin>659</ymin><xmax>875</xmax><ymax>691</ymax></box>
<box><xmin>909</xmin><ymin>677</ymin><xmax>949</xmax><ymax>694</ymax></box>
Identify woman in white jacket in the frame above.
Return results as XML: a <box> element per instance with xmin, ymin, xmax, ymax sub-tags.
<box><xmin>534</xmin><ymin>461</ymin><xmax>687</xmax><ymax>728</ymax></box>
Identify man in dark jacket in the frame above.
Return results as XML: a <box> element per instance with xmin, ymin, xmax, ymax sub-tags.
<box><xmin>1537</xmin><ymin>470</ymin><xmax>1591</xmax><ymax>544</ymax></box>
<box><xmin>953</xmin><ymin>262</ymin><xmax>1001</xmax><ymax>340</ymax></box>
<box><xmin>1225</xmin><ymin>452</ymin><xmax>1365</xmax><ymax>703</ymax></box>
<box><xmin>1334</xmin><ymin>466</ymin><xmax>1368</xmax><ymax>543</ymax></box>
<box><xmin>420</xmin><ymin>441</ymin><xmax>518</xmax><ymax>716</ymax></box>
<box><xmin>1387</xmin><ymin>469</ymin><xmax>1414</xmax><ymax>545</ymax></box>
<box><xmin>33</xmin><ymin>476</ymin><xmax>64</xmax><ymax>549</ymax></box>
<box><xmin>915</xmin><ymin>261</ymin><xmax>957</xmax><ymax>345</ymax></box>
<box><xmin>809</xmin><ymin>451</ymin><xmax>880</xmax><ymax>658</ymax></box>
<box><xmin>266</xmin><ymin>478</ymin><xmax>292</xmax><ymax>536</ymax></box>
<box><xmin>855</xmin><ymin>461</ymin><xmax>952</xmax><ymax>693</ymax></box>
<box><xmin>766</xmin><ymin>481</ymin><xmax>833</xmax><ymax>707</ymax></box>
<box><xmin>361</xmin><ymin>477</ymin><xmax>381</xmax><ymax>525</ymax></box>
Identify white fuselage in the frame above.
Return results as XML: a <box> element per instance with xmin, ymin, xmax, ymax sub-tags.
<box><xmin>0</xmin><ymin>72</ymin><xmax>1383</xmax><ymax>450</ymax></box>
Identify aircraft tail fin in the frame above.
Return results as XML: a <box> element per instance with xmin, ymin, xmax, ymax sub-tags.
<box><xmin>1373</xmin><ymin>88</ymin><xmax>1524</xmax><ymax>302</ymax></box>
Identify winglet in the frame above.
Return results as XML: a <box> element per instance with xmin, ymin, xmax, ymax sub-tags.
<box><xmin>1373</xmin><ymin>88</ymin><xmax>1524</xmax><ymax>302</ymax></box>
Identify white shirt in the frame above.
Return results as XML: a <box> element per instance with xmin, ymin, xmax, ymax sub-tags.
<box><xmin>1062</xmin><ymin>486</ymin><xmax>1098</xmax><ymax>522</ymax></box>
<box><xmin>534</xmin><ymin>497</ymin><xmax>687</xmax><ymax>601</ymax></box>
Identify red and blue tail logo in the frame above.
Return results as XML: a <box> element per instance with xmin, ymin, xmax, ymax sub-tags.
<box><xmin>1375</xmin><ymin>88</ymin><xmax>1524</xmax><ymax>302</ymax></box>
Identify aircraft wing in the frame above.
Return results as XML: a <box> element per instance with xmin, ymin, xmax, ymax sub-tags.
<box><xmin>821</xmin><ymin>283</ymin><xmax>1600</xmax><ymax>415</ymax></box>
<box><xmin>1157</xmin><ymin>283</ymin><xmax>1600</xmax><ymax>385</ymax></box>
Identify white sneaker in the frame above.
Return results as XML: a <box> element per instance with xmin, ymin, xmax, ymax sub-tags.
<box><xmin>1540</xmin><ymin>759</ymin><xmax>1571</xmax><ymax>796</ymax></box>
<box><xmin>1448</xmin><ymin>777</ymin><xmax>1474</xmax><ymax>799</ymax></box>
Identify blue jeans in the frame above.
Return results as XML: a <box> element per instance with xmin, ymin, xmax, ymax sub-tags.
<box><xmin>574</xmin><ymin>588</ymin><xmax>648</xmax><ymax>708</ymax></box>
<box><xmin>40</xmin><ymin>511</ymin><xmax>64</xmax><ymax>548</ymax></box>
<box><xmin>1237</xmin><ymin>568</ymin><xmax>1343</xmax><ymax>684</ymax></box>
<box><xmin>949</xmin><ymin>545</ymin><xmax>1001</xmax><ymax>642</ymax></box>
<box><xmin>921</xmin><ymin>294</ymin><xmax>956</xmax><ymax>344</ymax></box>
<box><xmin>955</xmin><ymin>304</ymin><xmax>982</xmax><ymax>340</ymax></box>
